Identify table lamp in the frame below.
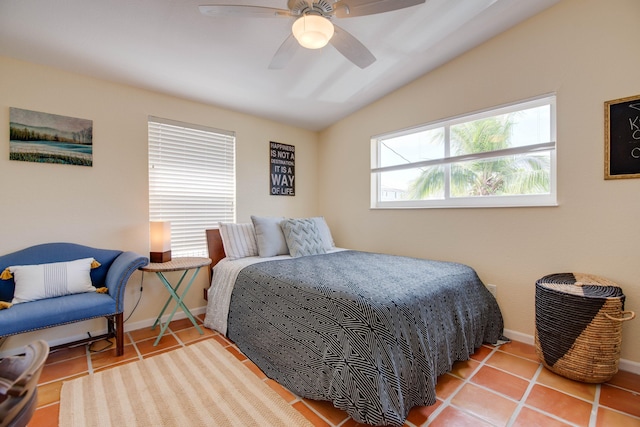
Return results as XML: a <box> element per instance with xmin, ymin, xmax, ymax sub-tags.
<box><xmin>150</xmin><ymin>221</ymin><xmax>171</xmax><ymax>263</ymax></box>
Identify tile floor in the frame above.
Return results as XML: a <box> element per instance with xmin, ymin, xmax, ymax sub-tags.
<box><xmin>30</xmin><ymin>316</ymin><xmax>640</xmax><ymax>427</ymax></box>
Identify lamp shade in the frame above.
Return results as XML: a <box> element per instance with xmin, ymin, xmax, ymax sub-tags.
<box><xmin>150</xmin><ymin>221</ymin><xmax>171</xmax><ymax>263</ymax></box>
<box><xmin>292</xmin><ymin>15</ymin><xmax>334</xmax><ymax>49</ymax></box>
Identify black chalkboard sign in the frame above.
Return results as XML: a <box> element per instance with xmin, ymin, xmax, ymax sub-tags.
<box><xmin>269</xmin><ymin>141</ymin><xmax>295</xmax><ymax>196</ymax></box>
<box><xmin>605</xmin><ymin>94</ymin><xmax>640</xmax><ymax>179</ymax></box>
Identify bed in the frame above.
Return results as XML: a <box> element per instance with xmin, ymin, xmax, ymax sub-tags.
<box><xmin>203</xmin><ymin>218</ymin><xmax>504</xmax><ymax>426</ymax></box>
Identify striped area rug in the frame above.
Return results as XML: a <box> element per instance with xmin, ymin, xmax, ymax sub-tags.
<box><xmin>59</xmin><ymin>339</ymin><xmax>313</xmax><ymax>427</ymax></box>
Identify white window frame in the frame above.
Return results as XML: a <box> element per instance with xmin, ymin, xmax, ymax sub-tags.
<box><xmin>149</xmin><ymin>116</ymin><xmax>236</xmax><ymax>257</ymax></box>
<box><xmin>371</xmin><ymin>95</ymin><xmax>557</xmax><ymax>209</ymax></box>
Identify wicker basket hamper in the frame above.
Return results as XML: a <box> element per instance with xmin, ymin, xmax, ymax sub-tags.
<box><xmin>535</xmin><ymin>273</ymin><xmax>636</xmax><ymax>383</ymax></box>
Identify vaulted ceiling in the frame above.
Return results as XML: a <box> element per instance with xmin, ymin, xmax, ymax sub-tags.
<box><xmin>0</xmin><ymin>0</ymin><xmax>559</xmax><ymax>131</ymax></box>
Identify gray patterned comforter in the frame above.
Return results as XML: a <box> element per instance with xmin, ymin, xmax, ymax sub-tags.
<box><xmin>227</xmin><ymin>250</ymin><xmax>503</xmax><ymax>426</ymax></box>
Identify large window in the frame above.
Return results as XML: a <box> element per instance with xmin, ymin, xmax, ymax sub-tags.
<box><xmin>148</xmin><ymin>117</ymin><xmax>235</xmax><ymax>257</ymax></box>
<box><xmin>371</xmin><ymin>95</ymin><xmax>556</xmax><ymax>208</ymax></box>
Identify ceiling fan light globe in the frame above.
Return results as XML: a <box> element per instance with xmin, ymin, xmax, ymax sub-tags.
<box><xmin>292</xmin><ymin>15</ymin><xmax>334</xmax><ymax>49</ymax></box>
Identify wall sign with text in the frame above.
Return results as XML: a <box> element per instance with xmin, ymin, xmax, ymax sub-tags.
<box><xmin>605</xmin><ymin>94</ymin><xmax>640</xmax><ymax>179</ymax></box>
<box><xmin>270</xmin><ymin>141</ymin><xmax>295</xmax><ymax>196</ymax></box>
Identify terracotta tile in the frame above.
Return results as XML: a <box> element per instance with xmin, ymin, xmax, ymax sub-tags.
<box><xmin>599</xmin><ymin>384</ymin><xmax>640</xmax><ymax>418</ymax></box>
<box><xmin>225</xmin><ymin>345</ymin><xmax>247</xmax><ymax>361</ymax></box>
<box><xmin>303</xmin><ymin>398</ymin><xmax>350</xmax><ymax>425</ymax></box>
<box><xmin>451</xmin><ymin>383</ymin><xmax>518</xmax><ymax>426</ymax></box>
<box><xmin>429</xmin><ymin>405</ymin><xmax>494</xmax><ymax>427</ymax></box>
<box><xmin>168</xmin><ymin>316</ymin><xmax>202</xmax><ymax>331</ymax></box>
<box><xmin>265</xmin><ymin>378</ymin><xmax>296</xmax><ymax>403</ymax></box>
<box><xmin>36</xmin><ymin>380</ymin><xmax>63</xmax><ymax>407</ymax></box>
<box><xmin>205</xmin><ymin>327</ymin><xmax>222</xmax><ymax>337</ymax></box>
<box><xmin>486</xmin><ymin>351</ymin><xmax>540</xmax><ymax>379</ymax></box>
<box><xmin>38</xmin><ymin>356</ymin><xmax>88</xmax><ymax>384</ymax></box>
<box><xmin>536</xmin><ymin>367</ymin><xmax>596</xmax><ymax>401</ymax></box>
<box><xmin>435</xmin><ymin>373</ymin><xmax>464</xmax><ymax>400</ymax></box>
<box><xmin>89</xmin><ymin>343</ymin><xmax>138</xmax><ymax>370</ymax></box>
<box><xmin>36</xmin><ymin>373</ymin><xmax>86</xmax><ymax>409</ymax></box>
<box><xmin>470</xmin><ymin>345</ymin><xmax>493</xmax><ymax>362</ymax></box>
<box><xmin>596</xmin><ymin>407</ymin><xmax>640</xmax><ymax>427</ymax></box>
<box><xmin>31</xmin><ymin>403</ymin><xmax>60</xmax><ymax>427</ymax></box>
<box><xmin>124</xmin><ymin>331</ymin><xmax>134</xmax><ymax>344</ymax></box>
<box><xmin>498</xmin><ymin>341</ymin><xmax>539</xmax><ymax>362</ymax></box>
<box><xmin>449</xmin><ymin>359</ymin><xmax>480</xmax><ymax>379</ymax></box>
<box><xmin>606</xmin><ymin>370</ymin><xmax>640</xmax><ymax>394</ymax></box>
<box><xmin>87</xmin><ymin>338</ymin><xmax>117</xmax><ymax>353</ymax></box>
<box><xmin>212</xmin><ymin>334</ymin><xmax>233</xmax><ymax>347</ymax></box>
<box><xmin>406</xmin><ymin>399</ymin><xmax>442</xmax><ymax>425</ymax></box>
<box><xmin>243</xmin><ymin>359</ymin><xmax>267</xmax><ymax>379</ymax></box>
<box><xmin>512</xmin><ymin>406</ymin><xmax>572</xmax><ymax>427</ymax></box>
<box><xmin>45</xmin><ymin>345</ymin><xmax>87</xmax><ymax>365</ymax></box>
<box><xmin>292</xmin><ymin>401</ymin><xmax>331</xmax><ymax>427</ymax></box>
<box><xmin>128</xmin><ymin>325</ymin><xmax>164</xmax><ymax>342</ymax></box>
<box><xmin>470</xmin><ymin>365</ymin><xmax>530</xmax><ymax>401</ymax></box>
<box><xmin>174</xmin><ymin>325</ymin><xmax>214</xmax><ymax>344</ymax></box>
<box><xmin>525</xmin><ymin>384</ymin><xmax>592</xmax><ymax>425</ymax></box>
<box><xmin>134</xmin><ymin>334</ymin><xmax>179</xmax><ymax>356</ymax></box>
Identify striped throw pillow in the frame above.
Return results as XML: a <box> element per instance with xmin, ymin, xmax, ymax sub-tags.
<box><xmin>10</xmin><ymin>258</ymin><xmax>97</xmax><ymax>304</ymax></box>
<box><xmin>219</xmin><ymin>222</ymin><xmax>259</xmax><ymax>260</ymax></box>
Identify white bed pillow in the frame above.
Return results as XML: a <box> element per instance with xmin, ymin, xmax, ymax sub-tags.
<box><xmin>9</xmin><ymin>258</ymin><xmax>97</xmax><ymax>304</ymax></box>
<box><xmin>251</xmin><ymin>215</ymin><xmax>289</xmax><ymax>257</ymax></box>
<box><xmin>281</xmin><ymin>218</ymin><xmax>326</xmax><ymax>257</ymax></box>
<box><xmin>219</xmin><ymin>222</ymin><xmax>259</xmax><ymax>260</ymax></box>
<box><xmin>310</xmin><ymin>216</ymin><xmax>335</xmax><ymax>250</ymax></box>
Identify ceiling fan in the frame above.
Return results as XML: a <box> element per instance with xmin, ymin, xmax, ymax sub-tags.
<box><xmin>199</xmin><ymin>0</ymin><xmax>426</xmax><ymax>69</ymax></box>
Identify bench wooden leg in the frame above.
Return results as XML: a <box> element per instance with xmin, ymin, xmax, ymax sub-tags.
<box><xmin>106</xmin><ymin>313</ymin><xmax>124</xmax><ymax>356</ymax></box>
<box><xmin>114</xmin><ymin>313</ymin><xmax>124</xmax><ymax>356</ymax></box>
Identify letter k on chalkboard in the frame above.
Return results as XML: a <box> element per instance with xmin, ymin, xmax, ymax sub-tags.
<box><xmin>605</xmin><ymin>94</ymin><xmax>640</xmax><ymax>179</ymax></box>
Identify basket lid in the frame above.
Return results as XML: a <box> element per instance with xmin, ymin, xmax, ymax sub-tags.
<box><xmin>536</xmin><ymin>273</ymin><xmax>624</xmax><ymax>299</ymax></box>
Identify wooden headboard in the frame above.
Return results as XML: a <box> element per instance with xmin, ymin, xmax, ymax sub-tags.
<box><xmin>204</xmin><ymin>229</ymin><xmax>226</xmax><ymax>300</ymax></box>
<box><xmin>205</xmin><ymin>228</ymin><xmax>226</xmax><ymax>268</ymax></box>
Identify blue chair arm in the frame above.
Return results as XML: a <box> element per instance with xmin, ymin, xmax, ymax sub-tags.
<box><xmin>104</xmin><ymin>252</ymin><xmax>149</xmax><ymax>312</ymax></box>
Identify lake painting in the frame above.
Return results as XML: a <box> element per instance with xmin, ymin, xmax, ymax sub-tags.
<box><xmin>9</xmin><ymin>108</ymin><xmax>93</xmax><ymax>166</ymax></box>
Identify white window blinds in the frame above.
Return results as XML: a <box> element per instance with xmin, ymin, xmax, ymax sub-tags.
<box><xmin>148</xmin><ymin>117</ymin><xmax>235</xmax><ymax>257</ymax></box>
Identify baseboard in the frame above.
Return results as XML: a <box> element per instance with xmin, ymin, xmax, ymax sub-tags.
<box><xmin>504</xmin><ymin>328</ymin><xmax>640</xmax><ymax>376</ymax></box>
<box><xmin>503</xmin><ymin>328</ymin><xmax>535</xmax><ymax>346</ymax></box>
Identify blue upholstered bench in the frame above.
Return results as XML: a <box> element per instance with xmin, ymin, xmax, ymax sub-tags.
<box><xmin>0</xmin><ymin>243</ymin><xmax>148</xmax><ymax>356</ymax></box>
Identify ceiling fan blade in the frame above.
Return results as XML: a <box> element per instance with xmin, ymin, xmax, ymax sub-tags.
<box><xmin>330</xmin><ymin>24</ymin><xmax>376</xmax><ymax>69</ymax></box>
<box><xmin>199</xmin><ymin>5</ymin><xmax>291</xmax><ymax>18</ymax></box>
<box><xmin>332</xmin><ymin>0</ymin><xmax>425</xmax><ymax>18</ymax></box>
<box><xmin>268</xmin><ymin>34</ymin><xmax>300</xmax><ymax>69</ymax></box>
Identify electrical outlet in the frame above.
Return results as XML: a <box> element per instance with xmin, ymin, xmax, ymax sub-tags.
<box><xmin>486</xmin><ymin>284</ymin><xmax>497</xmax><ymax>298</ymax></box>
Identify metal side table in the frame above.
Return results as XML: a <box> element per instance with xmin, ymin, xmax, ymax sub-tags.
<box><xmin>140</xmin><ymin>257</ymin><xmax>211</xmax><ymax>346</ymax></box>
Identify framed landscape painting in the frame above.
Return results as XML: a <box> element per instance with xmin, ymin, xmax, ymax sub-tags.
<box><xmin>9</xmin><ymin>108</ymin><xmax>93</xmax><ymax>167</ymax></box>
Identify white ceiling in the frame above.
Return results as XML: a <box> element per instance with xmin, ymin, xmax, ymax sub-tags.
<box><xmin>0</xmin><ymin>0</ymin><xmax>559</xmax><ymax>131</ymax></box>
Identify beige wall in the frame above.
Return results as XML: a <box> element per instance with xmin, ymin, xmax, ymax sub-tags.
<box><xmin>318</xmin><ymin>0</ymin><xmax>640</xmax><ymax>366</ymax></box>
<box><xmin>0</xmin><ymin>56</ymin><xmax>318</xmax><ymax>352</ymax></box>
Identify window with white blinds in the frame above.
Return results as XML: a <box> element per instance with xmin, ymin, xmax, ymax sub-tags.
<box><xmin>148</xmin><ymin>117</ymin><xmax>235</xmax><ymax>257</ymax></box>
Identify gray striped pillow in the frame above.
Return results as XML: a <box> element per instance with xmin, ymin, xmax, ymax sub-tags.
<box><xmin>10</xmin><ymin>258</ymin><xmax>97</xmax><ymax>304</ymax></box>
<box><xmin>219</xmin><ymin>222</ymin><xmax>259</xmax><ymax>260</ymax></box>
